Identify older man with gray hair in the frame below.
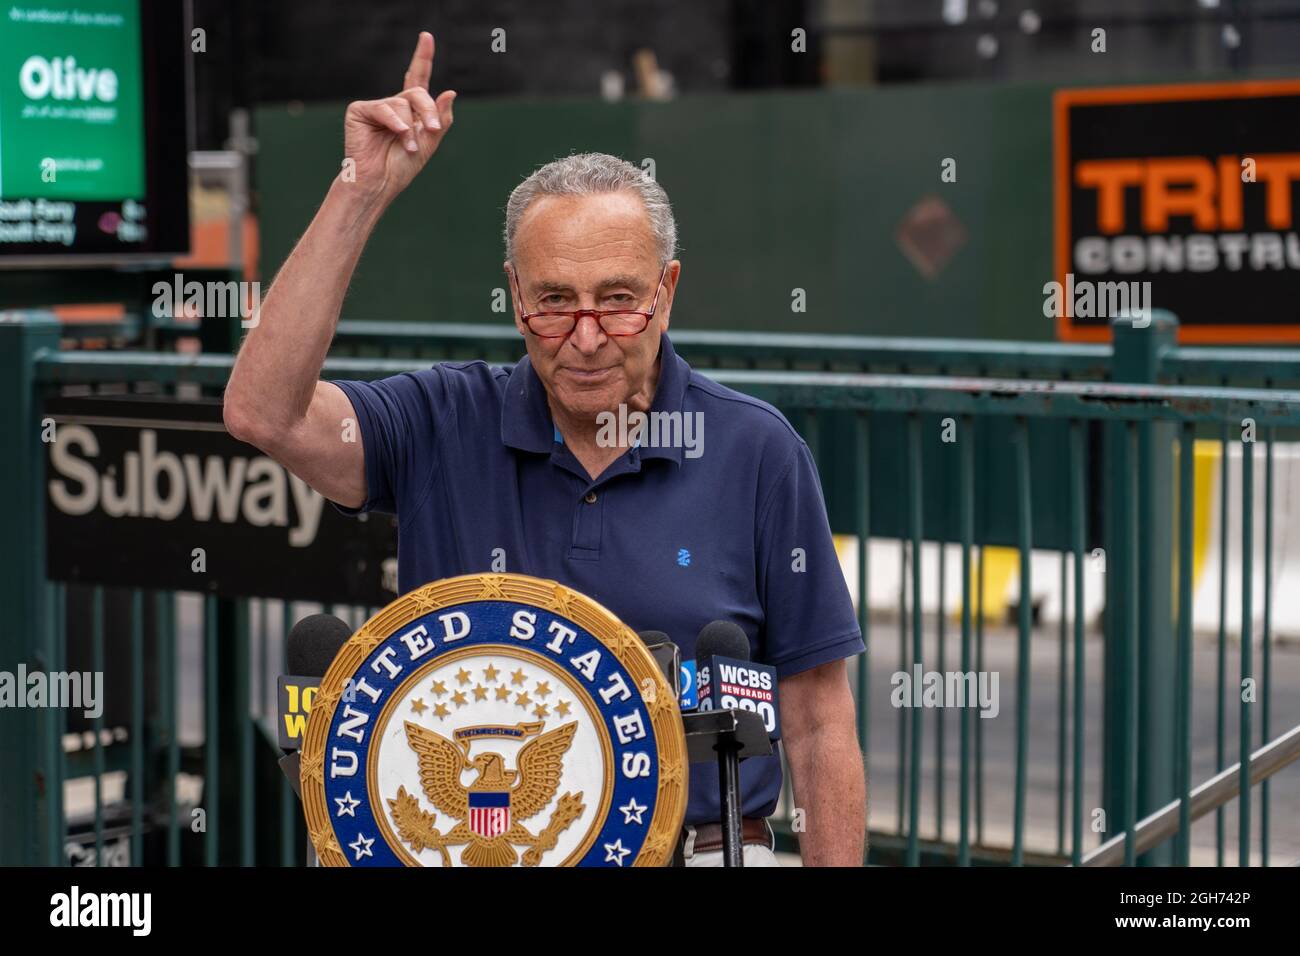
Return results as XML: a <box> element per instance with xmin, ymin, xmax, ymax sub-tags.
<box><xmin>224</xmin><ymin>32</ymin><xmax>865</xmax><ymax>867</ymax></box>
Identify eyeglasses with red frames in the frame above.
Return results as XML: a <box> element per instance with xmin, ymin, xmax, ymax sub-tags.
<box><xmin>510</xmin><ymin>264</ymin><xmax>669</xmax><ymax>339</ymax></box>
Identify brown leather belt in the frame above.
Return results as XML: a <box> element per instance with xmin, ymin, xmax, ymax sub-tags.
<box><xmin>689</xmin><ymin>818</ymin><xmax>773</xmax><ymax>853</ymax></box>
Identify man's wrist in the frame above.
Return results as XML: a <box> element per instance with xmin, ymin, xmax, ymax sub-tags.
<box><xmin>325</xmin><ymin>175</ymin><xmax>392</xmax><ymax>233</ymax></box>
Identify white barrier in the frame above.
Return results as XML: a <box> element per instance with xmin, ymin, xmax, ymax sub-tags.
<box><xmin>833</xmin><ymin>440</ymin><xmax>1300</xmax><ymax>640</ymax></box>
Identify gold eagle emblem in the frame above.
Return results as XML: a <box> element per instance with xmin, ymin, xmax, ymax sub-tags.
<box><xmin>387</xmin><ymin>719</ymin><xmax>586</xmax><ymax>866</ymax></box>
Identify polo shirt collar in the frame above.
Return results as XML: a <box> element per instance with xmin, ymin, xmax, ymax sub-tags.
<box><xmin>500</xmin><ymin>333</ymin><xmax>690</xmax><ymax>465</ymax></box>
<box><xmin>638</xmin><ymin>333</ymin><xmax>689</xmax><ymax>465</ymax></box>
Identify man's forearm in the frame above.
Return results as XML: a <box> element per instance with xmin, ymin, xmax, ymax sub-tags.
<box><xmin>226</xmin><ymin>177</ymin><xmax>387</xmax><ymax>435</ymax></box>
<box><xmin>786</xmin><ymin>722</ymin><xmax>867</xmax><ymax>866</ymax></box>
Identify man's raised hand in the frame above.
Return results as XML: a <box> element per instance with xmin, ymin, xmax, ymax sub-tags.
<box><xmin>342</xmin><ymin>31</ymin><xmax>456</xmax><ymax>204</ymax></box>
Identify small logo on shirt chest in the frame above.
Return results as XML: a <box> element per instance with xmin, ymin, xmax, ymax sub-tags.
<box><xmin>676</xmin><ymin>548</ymin><xmax>691</xmax><ymax>567</ymax></box>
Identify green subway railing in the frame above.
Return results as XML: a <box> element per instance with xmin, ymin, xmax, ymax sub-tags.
<box><xmin>69</xmin><ymin>306</ymin><xmax>1300</xmax><ymax>386</ymax></box>
<box><xmin>337</xmin><ymin>312</ymin><xmax>1300</xmax><ymax>388</ymax></box>
<box><xmin>2</xmin><ymin>309</ymin><xmax>1296</xmax><ymax>867</ymax></box>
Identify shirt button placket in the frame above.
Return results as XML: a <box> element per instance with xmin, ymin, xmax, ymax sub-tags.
<box><xmin>572</xmin><ymin>487</ymin><xmax>603</xmax><ymax>555</ymax></box>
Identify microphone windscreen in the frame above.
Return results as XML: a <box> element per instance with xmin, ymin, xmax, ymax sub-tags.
<box><xmin>286</xmin><ymin>613</ymin><xmax>353</xmax><ymax>678</ymax></box>
<box><xmin>695</xmin><ymin>620</ymin><xmax>750</xmax><ymax>664</ymax></box>
<box><xmin>637</xmin><ymin>630</ymin><xmax>671</xmax><ymax>646</ymax></box>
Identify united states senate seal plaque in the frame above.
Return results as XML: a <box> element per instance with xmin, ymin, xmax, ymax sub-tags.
<box><xmin>301</xmin><ymin>573</ymin><xmax>687</xmax><ymax>866</ymax></box>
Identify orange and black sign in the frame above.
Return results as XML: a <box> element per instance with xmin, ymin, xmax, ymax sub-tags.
<box><xmin>1055</xmin><ymin>80</ymin><xmax>1300</xmax><ymax>343</ymax></box>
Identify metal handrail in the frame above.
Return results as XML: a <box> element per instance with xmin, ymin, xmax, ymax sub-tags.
<box><xmin>37</xmin><ymin>305</ymin><xmax>1300</xmax><ymax>383</ymax></box>
<box><xmin>33</xmin><ymin>349</ymin><xmax>1300</xmax><ymax>425</ymax></box>
<box><xmin>1079</xmin><ymin>723</ymin><xmax>1300</xmax><ymax>866</ymax></box>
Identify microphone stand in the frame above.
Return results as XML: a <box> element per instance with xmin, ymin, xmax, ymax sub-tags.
<box><xmin>682</xmin><ymin>709</ymin><xmax>771</xmax><ymax>868</ymax></box>
<box><xmin>279</xmin><ymin>751</ymin><xmax>317</xmax><ymax>866</ymax></box>
<box><xmin>717</xmin><ymin>734</ymin><xmax>744</xmax><ymax>867</ymax></box>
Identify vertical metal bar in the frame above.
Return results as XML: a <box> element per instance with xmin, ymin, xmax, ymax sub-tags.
<box><xmin>1176</xmin><ymin>423</ymin><xmax>1195</xmax><ymax>866</ymax></box>
<box><xmin>130</xmin><ymin>589</ymin><xmax>144</xmax><ymax>865</ymax></box>
<box><xmin>897</xmin><ymin>537</ymin><xmax>907</xmax><ymax>836</ymax></box>
<box><xmin>92</xmin><ymin>586</ymin><xmax>105</xmax><ymax>864</ymax></box>
<box><xmin>238</xmin><ymin>599</ymin><xmax>254</xmax><ymax>866</ymax></box>
<box><xmin>205</xmin><ymin>594</ymin><xmax>219</xmax><ymax>866</ymax></box>
<box><xmin>1057</xmin><ymin>550</ymin><xmax>1068</xmax><ymax>855</ymax></box>
<box><xmin>975</xmin><ymin>541</ymin><xmax>986</xmax><ymax>846</ymax></box>
<box><xmin>936</xmin><ymin>533</ymin><xmax>946</xmax><ymax>841</ymax></box>
<box><xmin>855</xmin><ymin>414</ymin><xmax>870</xmax><ymax>766</ymax></box>
<box><xmin>1012</xmin><ymin>418</ymin><xmax>1033</xmax><ymax>867</ymax></box>
<box><xmin>1129</xmin><ymin>333</ymin><xmax>1177</xmax><ymax>868</ymax></box>
<box><xmin>160</xmin><ymin>591</ymin><xmax>179</xmax><ymax>866</ymax></box>
<box><xmin>260</xmin><ymin>598</ymin><xmax>270</xmax><ymax>720</ymax></box>
<box><xmin>44</xmin><ymin>582</ymin><xmax>66</xmax><ymax>866</ymax></box>
<box><xmin>0</xmin><ymin>312</ymin><xmax>60</xmax><ymax>865</ymax></box>
<box><xmin>1261</xmin><ymin>427</ymin><xmax>1272</xmax><ymax>867</ymax></box>
<box><xmin>1123</xmin><ymin>422</ymin><xmax>1139</xmax><ymax>867</ymax></box>
<box><xmin>1069</xmin><ymin>421</ymin><xmax>1086</xmax><ymax>866</ymax></box>
<box><xmin>1239</xmin><ymin>433</ymin><xmax>1253</xmax><ymax>868</ymax></box>
<box><xmin>958</xmin><ymin>416</ymin><xmax>974</xmax><ymax>867</ymax></box>
<box><xmin>1216</xmin><ymin>425</ymin><xmax>1229</xmax><ymax>866</ymax></box>
<box><xmin>907</xmin><ymin>414</ymin><xmax>923</xmax><ymax>867</ymax></box>
<box><xmin>280</xmin><ymin>599</ymin><xmax>296</xmax><ymax>867</ymax></box>
<box><xmin>781</xmin><ymin>395</ymin><xmax>802</xmax><ymax>840</ymax></box>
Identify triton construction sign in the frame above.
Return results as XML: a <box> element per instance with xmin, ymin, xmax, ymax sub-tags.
<box><xmin>1055</xmin><ymin>79</ymin><xmax>1300</xmax><ymax>343</ymax></box>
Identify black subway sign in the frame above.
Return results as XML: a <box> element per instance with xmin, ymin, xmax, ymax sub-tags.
<box><xmin>44</xmin><ymin>396</ymin><xmax>397</xmax><ymax>604</ymax></box>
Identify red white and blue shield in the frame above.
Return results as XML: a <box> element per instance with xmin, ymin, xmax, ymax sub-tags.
<box><xmin>468</xmin><ymin>791</ymin><xmax>511</xmax><ymax>838</ymax></box>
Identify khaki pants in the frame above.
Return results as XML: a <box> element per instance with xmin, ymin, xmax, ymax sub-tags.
<box><xmin>681</xmin><ymin>824</ymin><xmax>781</xmax><ymax>867</ymax></box>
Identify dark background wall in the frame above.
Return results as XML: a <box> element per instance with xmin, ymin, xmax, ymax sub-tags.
<box><xmin>255</xmin><ymin>82</ymin><xmax>1055</xmax><ymax>338</ymax></box>
<box><xmin>238</xmin><ymin>1</ymin><xmax>1300</xmax><ymax>341</ymax></box>
<box><xmin>193</xmin><ymin>0</ymin><xmax>1300</xmax><ymax>148</ymax></box>
<box><xmin>191</xmin><ymin>0</ymin><xmax>817</xmax><ymax>149</ymax></box>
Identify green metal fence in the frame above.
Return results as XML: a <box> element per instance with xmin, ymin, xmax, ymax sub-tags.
<box><xmin>2</xmin><ymin>309</ymin><xmax>1298</xmax><ymax>866</ymax></box>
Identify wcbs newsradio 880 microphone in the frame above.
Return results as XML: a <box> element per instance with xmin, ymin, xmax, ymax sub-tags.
<box><xmin>688</xmin><ymin>620</ymin><xmax>776</xmax><ymax>867</ymax></box>
<box><xmin>694</xmin><ymin>620</ymin><xmax>780</xmax><ymax>741</ymax></box>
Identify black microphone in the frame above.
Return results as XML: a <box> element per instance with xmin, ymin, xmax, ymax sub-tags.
<box><xmin>279</xmin><ymin>613</ymin><xmax>352</xmax><ymax>868</ymax></box>
<box><xmin>695</xmin><ymin>620</ymin><xmax>781</xmax><ymax>742</ymax></box>
<box><xmin>693</xmin><ymin>620</ymin><xmax>752</xmax><ymax>868</ymax></box>
<box><xmin>694</xmin><ymin>620</ymin><xmax>750</xmax><ymax>713</ymax></box>
<box><xmin>278</xmin><ymin>614</ymin><xmax>352</xmax><ymax>796</ymax></box>
<box><xmin>695</xmin><ymin>620</ymin><xmax>751</xmax><ymax>669</ymax></box>
<box><xmin>287</xmin><ymin>613</ymin><xmax>352</xmax><ymax>678</ymax></box>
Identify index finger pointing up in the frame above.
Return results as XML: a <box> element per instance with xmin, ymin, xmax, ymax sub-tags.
<box><xmin>403</xmin><ymin>31</ymin><xmax>434</xmax><ymax>90</ymax></box>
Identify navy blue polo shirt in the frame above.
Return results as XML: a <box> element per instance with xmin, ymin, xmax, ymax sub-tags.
<box><xmin>333</xmin><ymin>334</ymin><xmax>863</xmax><ymax>826</ymax></box>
